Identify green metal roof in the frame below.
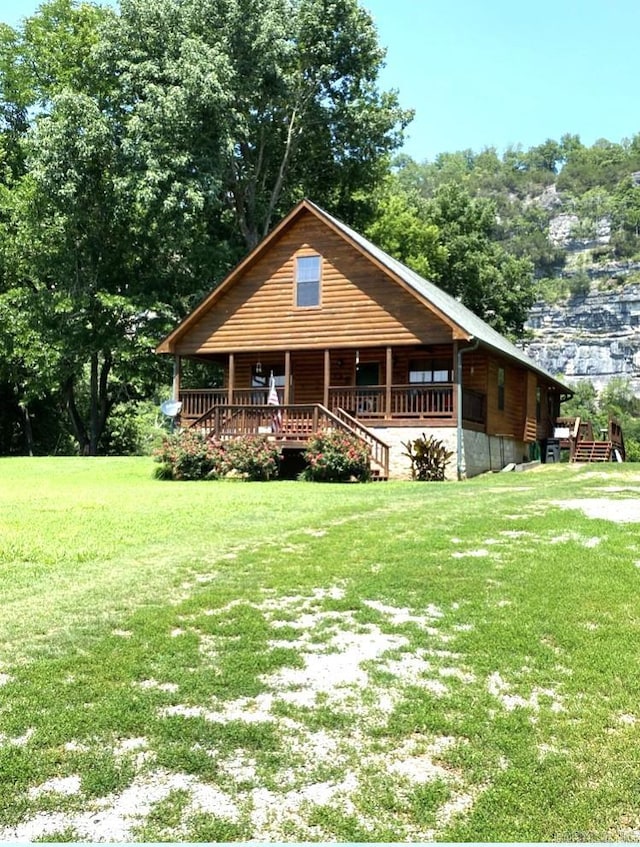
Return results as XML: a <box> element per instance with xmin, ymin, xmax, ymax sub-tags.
<box><xmin>309</xmin><ymin>200</ymin><xmax>569</xmax><ymax>394</ymax></box>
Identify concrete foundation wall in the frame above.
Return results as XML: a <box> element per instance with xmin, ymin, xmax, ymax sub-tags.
<box><xmin>368</xmin><ymin>425</ymin><xmax>528</xmax><ymax>480</ymax></box>
<box><xmin>461</xmin><ymin>430</ymin><xmax>528</xmax><ymax>479</ymax></box>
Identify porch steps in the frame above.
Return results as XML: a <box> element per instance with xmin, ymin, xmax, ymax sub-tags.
<box><xmin>571</xmin><ymin>441</ymin><xmax>612</xmax><ymax>462</ymax></box>
<box><xmin>187</xmin><ymin>402</ymin><xmax>390</xmax><ymax>480</ymax></box>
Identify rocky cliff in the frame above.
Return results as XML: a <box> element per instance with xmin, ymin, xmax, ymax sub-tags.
<box><xmin>523</xmin><ymin>261</ymin><xmax>640</xmax><ymax>393</ymax></box>
<box><xmin>519</xmin><ymin>188</ymin><xmax>640</xmax><ymax>393</ymax></box>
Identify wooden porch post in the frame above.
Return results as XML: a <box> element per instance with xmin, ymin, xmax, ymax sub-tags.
<box><xmin>284</xmin><ymin>350</ymin><xmax>291</xmax><ymax>404</ymax></box>
<box><xmin>386</xmin><ymin>346</ymin><xmax>393</xmax><ymax>419</ymax></box>
<box><xmin>452</xmin><ymin>341</ymin><xmax>458</xmax><ymax>421</ymax></box>
<box><xmin>172</xmin><ymin>355</ymin><xmax>181</xmax><ymax>402</ymax></box>
<box><xmin>228</xmin><ymin>353</ymin><xmax>235</xmax><ymax>404</ymax></box>
<box><xmin>324</xmin><ymin>349</ymin><xmax>330</xmax><ymax>408</ymax></box>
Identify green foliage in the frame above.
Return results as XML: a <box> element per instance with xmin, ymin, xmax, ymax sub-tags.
<box><xmin>401</xmin><ymin>433</ymin><xmax>453</xmax><ymax>481</ymax></box>
<box><xmin>154</xmin><ymin>429</ymin><xmax>223</xmax><ymax>481</ymax></box>
<box><xmin>557</xmin><ymin>137</ymin><xmax>640</xmax><ymax>195</ymax></box>
<box><xmin>560</xmin><ymin>380</ymin><xmax>600</xmax><ymax>424</ymax></box>
<box><xmin>624</xmin><ymin>437</ymin><xmax>640</xmax><ymax>461</ymax></box>
<box><xmin>221</xmin><ymin>435</ymin><xmax>282</xmax><ymax>481</ymax></box>
<box><xmin>101</xmin><ymin>400</ymin><xmax>166</xmax><ymax>456</ymax></box>
<box><xmin>154</xmin><ymin>431</ymin><xmax>281</xmax><ymax>481</ymax></box>
<box><xmin>369</xmin><ymin>177</ymin><xmax>536</xmax><ymax>338</ymax></box>
<box><xmin>365</xmin><ymin>179</ymin><xmax>446</xmax><ymax>279</ymax></box>
<box><xmin>567</xmin><ymin>270</ymin><xmax>592</xmax><ymax>298</ymax></box>
<box><xmin>302</xmin><ymin>429</ymin><xmax>371</xmax><ymax>482</ymax></box>
<box><xmin>102</xmin><ymin>0</ymin><xmax>411</xmax><ymax>248</ymax></box>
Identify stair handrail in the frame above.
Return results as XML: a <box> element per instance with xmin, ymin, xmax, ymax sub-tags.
<box><xmin>329</xmin><ymin>406</ymin><xmax>390</xmax><ymax>479</ymax></box>
<box><xmin>568</xmin><ymin>416</ymin><xmax>581</xmax><ymax>462</ymax></box>
<box><xmin>609</xmin><ymin>416</ymin><xmax>625</xmax><ymax>461</ymax></box>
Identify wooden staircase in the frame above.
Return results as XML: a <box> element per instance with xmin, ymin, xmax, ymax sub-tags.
<box><xmin>571</xmin><ymin>441</ymin><xmax>613</xmax><ymax>462</ymax></box>
<box><xmin>187</xmin><ymin>402</ymin><xmax>390</xmax><ymax>480</ymax></box>
<box><xmin>560</xmin><ymin>415</ymin><xmax>626</xmax><ymax>463</ymax></box>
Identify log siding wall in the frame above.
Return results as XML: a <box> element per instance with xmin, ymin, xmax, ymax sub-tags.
<box><xmin>175</xmin><ymin>214</ymin><xmax>454</xmax><ymax>355</ymax></box>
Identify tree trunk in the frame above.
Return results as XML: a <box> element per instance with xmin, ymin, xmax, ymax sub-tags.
<box><xmin>89</xmin><ymin>351</ymin><xmax>99</xmax><ymax>456</ymax></box>
<box><xmin>19</xmin><ymin>401</ymin><xmax>34</xmax><ymax>457</ymax></box>
<box><xmin>64</xmin><ymin>376</ymin><xmax>90</xmax><ymax>455</ymax></box>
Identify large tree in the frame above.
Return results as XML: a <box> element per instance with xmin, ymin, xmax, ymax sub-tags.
<box><xmin>368</xmin><ymin>178</ymin><xmax>536</xmax><ymax>339</ymax></box>
<box><xmin>103</xmin><ymin>0</ymin><xmax>411</xmax><ymax>250</ymax></box>
<box><xmin>1</xmin><ymin>0</ymin><xmax>409</xmax><ymax>454</ymax></box>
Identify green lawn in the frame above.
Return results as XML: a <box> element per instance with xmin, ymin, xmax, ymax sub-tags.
<box><xmin>2</xmin><ymin>457</ymin><xmax>640</xmax><ymax>841</ymax></box>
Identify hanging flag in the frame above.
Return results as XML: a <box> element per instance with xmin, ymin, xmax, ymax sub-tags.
<box><xmin>267</xmin><ymin>371</ymin><xmax>282</xmax><ymax>433</ymax></box>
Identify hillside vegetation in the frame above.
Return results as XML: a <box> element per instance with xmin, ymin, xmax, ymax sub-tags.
<box><xmin>375</xmin><ymin>134</ymin><xmax>640</xmax><ymax>305</ymax></box>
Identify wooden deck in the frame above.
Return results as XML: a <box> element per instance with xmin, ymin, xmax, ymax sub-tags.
<box><xmin>555</xmin><ymin>416</ymin><xmax>625</xmax><ymax>463</ymax></box>
<box><xmin>188</xmin><ymin>403</ymin><xmax>391</xmax><ymax>480</ymax></box>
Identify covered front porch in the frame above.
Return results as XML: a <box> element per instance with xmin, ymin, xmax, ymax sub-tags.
<box><xmin>173</xmin><ymin>344</ymin><xmax>487</xmax><ymax>431</ymax></box>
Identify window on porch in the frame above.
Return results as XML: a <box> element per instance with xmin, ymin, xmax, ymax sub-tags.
<box><xmin>251</xmin><ymin>365</ymin><xmax>285</xmax><ymax>403</ymax></box>
<box><xmin>409</xmin><ymin>358</ymin><xmax>452</xmax><ymax>383</ymax></box>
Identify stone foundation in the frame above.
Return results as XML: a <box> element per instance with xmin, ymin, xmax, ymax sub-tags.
<box><xmin>368</xmin><ymin>425</ymin><xmax>528</xmax><ymax>481</ymax></box>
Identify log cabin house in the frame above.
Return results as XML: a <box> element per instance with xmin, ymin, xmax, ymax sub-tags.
<box><xmin>156</xmin><ymin>199</ymin><xmax>572</xmax><ymax>479</ymax></box>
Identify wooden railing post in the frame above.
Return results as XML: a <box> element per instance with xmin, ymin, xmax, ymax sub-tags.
<box><xmin>228</xmin><ymin>353</ymin><xmax>235</xmax><ymax>404</ymax></box>
<box><xmin>385</xmin><ymin>347</ymin><xmax>392</xmax><ymax>420</ymax></box>
<box><xmin>172</xmin><ymin>355</ymin><xmax>181</xmax><ymax>402</ymax></box>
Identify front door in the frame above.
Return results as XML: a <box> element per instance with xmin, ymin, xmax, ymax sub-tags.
<box><xmin>356</xmin><ymin>362</ymin><xmax>380</xmax><ymax>415</ymax></box>
<box><xmin>356</xmin><ymin>362</ymin><xmax>379</xmax><ymax>387</ymax></box>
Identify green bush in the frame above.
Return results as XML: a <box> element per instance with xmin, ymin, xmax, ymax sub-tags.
<box><xmin>153</xmin><ymin>431</ymin><xmax>281</xmax><ymax>481</ymax></box>
<box><xmin>154</xmin><ymin>429</ymin><xmax>224</xmax><ymax>480</ymax></box>
<box><xmin>624</xmin><ymin>437</ymin><xmax>640</xmax><ymax>462</ymax></box>
<box><xmin>103</xmin><ymin>400</ymin><xmax>165</xmax><ymax>456</ymax></box>
<box><xmin>402</xmin><ymin>433</ymin><xmax>453</xmax><ymax>481</ymax></box>
<box><xmin>222</xmin><ymin>436</ymin><xmax>281</xmax><ymax>480</ymax></box>
<box><xmin>302</xmin><ymin>430</ymin><xmax>371</xmax><ymax>482</ymax></box>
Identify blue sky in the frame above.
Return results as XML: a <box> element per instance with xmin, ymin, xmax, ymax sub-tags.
<box><xmin>4</xmin><ymin>0</ymin><xmax>640</xmax><ymax>162</ymax></box>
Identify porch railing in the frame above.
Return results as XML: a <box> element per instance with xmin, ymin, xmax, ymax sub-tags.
<box><xmin>391</xmin><ymin>384</ymin><xmax>454</xmax><ymax>418</ymax></box>
<box><xmin>179</xmin><ymin>388</ymin><xmax>284</xmax><ymax>421</ymax></box>
<box><xmin>190</xmin><ymin>404</ymin><xmax>326</xmax><ymax>442</ymax></box>
<box><xmin>180</xmin><ymin>384</ymin><xmax>486</xmax><ymax>427</ymax></box>
<box><xmin>328</xmin><ymin>384</ymin><xmax>455</xmax><ymax>420</ymax></box>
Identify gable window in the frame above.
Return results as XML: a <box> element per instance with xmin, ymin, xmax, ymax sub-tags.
<box><xmin>497</xmin><ymin>367</ymin><xmax>505</xmax><ymax>411</ymax></box>
<box><xmin>296</xmin><ymin>255</ymin><xmax>321</xmax><ymax>308</ymax></box>
<box><xmin>409</xmin><ymin>358</ymin><xmax>451</xmax><ymax>384</ymax></box>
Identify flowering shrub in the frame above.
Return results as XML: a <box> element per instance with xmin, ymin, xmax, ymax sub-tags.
<box><xmin>153</xmin><ymin>429</ymin><xmax>224</xmax><ymax>480</ymax></box>
<box><xmin>222</xmin><ymin>436</ymin><xmax>281</xmax><ymax>481</ymax></box>
<box><xmin>154</xmin><ymin>431</ymin><xmax>281</xmax><ymax>481</ymax></box>
<box><xmin>302</xmin><ymin>429</ymin><xmax>371</xmax><ymax>482</ymax></box>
